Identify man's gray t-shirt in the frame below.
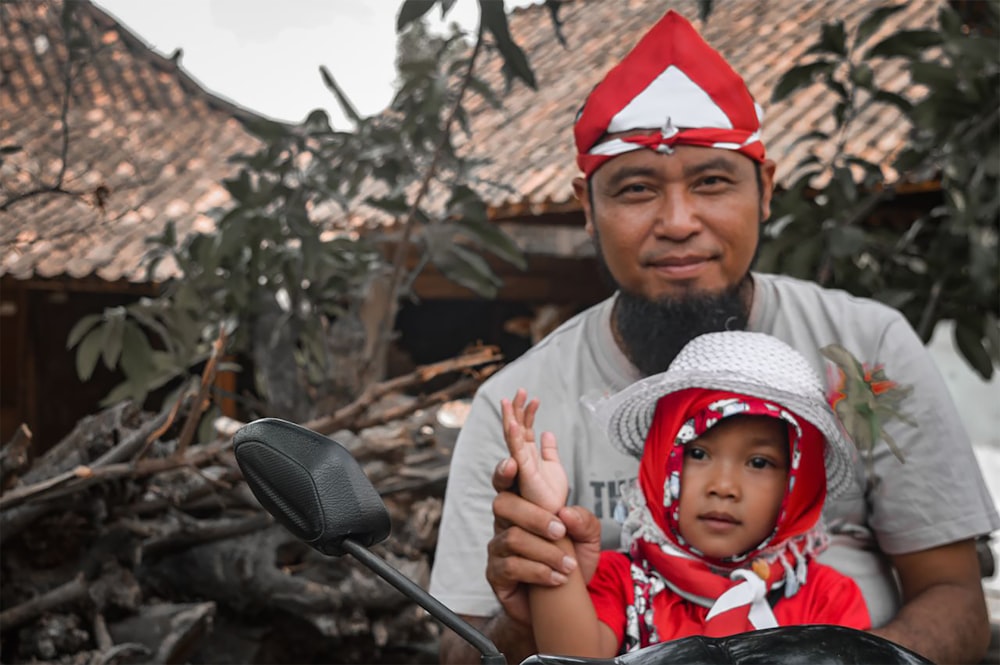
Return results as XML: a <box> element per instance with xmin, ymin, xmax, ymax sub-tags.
<box><xmin>428</xmin><ymin>273</ymin><xmax>999</xmax><ymax>626</ymax></box>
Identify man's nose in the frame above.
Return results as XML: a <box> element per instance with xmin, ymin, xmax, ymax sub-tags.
<box><xmin>652</xmin><ymin>191</ymin><xmax>701</xmax><ymax>240</ymax></box>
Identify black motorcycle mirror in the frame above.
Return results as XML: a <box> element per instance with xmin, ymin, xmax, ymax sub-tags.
<box><xmin>233</xmin><ymin>418</ymin><xmax>506</xmax><ymax>665</ymax></box>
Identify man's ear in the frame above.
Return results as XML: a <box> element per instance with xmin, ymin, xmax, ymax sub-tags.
<box><xmin>759</xmin><ymin>159</ymin><xmax>777</xmax><ymax>221</ymax></box>
<box><xmin>573</xmin><ymin>176</ymin><xmax>595</xmax><ymax>237</ymax></box>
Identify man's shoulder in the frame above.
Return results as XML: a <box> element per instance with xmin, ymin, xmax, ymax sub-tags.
<box><xmin>756</xmin><ymin>273</ymin><xmax>907</xmax><ymax>325</ymax></box>
<box><xmin>477</xmin><ymin>297</ymin><xmax>613</xmax><ymax>396</ymax></box>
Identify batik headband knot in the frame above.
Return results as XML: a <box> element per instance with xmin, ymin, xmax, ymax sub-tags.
<box><xmin>574</xmin><ymin>10</ymin><xmax>766</xmax><ymax>178</ymax></box>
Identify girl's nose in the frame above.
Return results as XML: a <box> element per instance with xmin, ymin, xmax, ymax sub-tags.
<box><xmin>707</xmin><ymin>465</ymin><xmax>740</xmax><ymax>499</ymax></box>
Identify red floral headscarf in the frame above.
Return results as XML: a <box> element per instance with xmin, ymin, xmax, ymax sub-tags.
<box><xmin>619</xmin><ymin>388</ymin><xmax>829</xmax><ymax>646</ymax></box>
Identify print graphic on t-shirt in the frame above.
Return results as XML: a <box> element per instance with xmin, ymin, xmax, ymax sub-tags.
<box><xmin>590</xmin><ymin>479</ymin><xmax>626</xmax><ymax>519</ymax></box>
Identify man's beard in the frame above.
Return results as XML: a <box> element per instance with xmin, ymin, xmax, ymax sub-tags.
<box><xmin>595</xmin><ymin>243</ymin><xmax>752</xmax><ymax>377</ymax></box>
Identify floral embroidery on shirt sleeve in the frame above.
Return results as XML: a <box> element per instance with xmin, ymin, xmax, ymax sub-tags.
<box><xmin>821</xmin><ymin>343</ymin><xmax>917</xmax><ymax>473</ymax></box>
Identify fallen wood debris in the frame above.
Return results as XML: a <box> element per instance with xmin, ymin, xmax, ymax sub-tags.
<box><xmin>0</xmin><ymin>346</ymin><xmax>501</xmax><ymax>664</ymax></box>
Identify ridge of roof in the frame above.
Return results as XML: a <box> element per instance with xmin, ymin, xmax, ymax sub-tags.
<box><xmin>1</xmin><ymin>0</ymin><xmax>265</xmax><ymax>284</ymax></box>
<box><xmin>86</xmin><ymin>0</ymin><xmax>294</xmax><ymax>132</ymax></box>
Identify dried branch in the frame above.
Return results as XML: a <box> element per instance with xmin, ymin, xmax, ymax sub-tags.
<box><xmin>141</xmin><ymin>513</ymin><xmax>273</xmax><ymax>558</ymax></box>
<box><xmin>307</xmin><ymin>345</ymin><xmax>501</xmax><ymax>434</ymax></box>
<box><xmin>0</xmin><ymin>573</ymin><xmax>87</xmax><ymax>632</ymax></box>
<box><xmin>0</xmin><ymin>437</ymin><xmax>232</xmax><ymax>512</ymax></box>
<box><xmin>175</xmin><ymin>327</ymin><xmax>229</xmax><ymax>458</ymax></box>
<box><xmin>354</xmin><ymin>368</ymin><xmax>497</xmax><ymax>431</ymax></box>
<box><xmin>1</xmin><ymin>424</ymin><xmax>32</xmax><ymax>487</ymax></box>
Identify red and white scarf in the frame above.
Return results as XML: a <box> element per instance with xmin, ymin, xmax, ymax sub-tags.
<box><xmin>619</xmin><ymin>388</ymin><xmax>829</xmax><ymax>649</ymax></box>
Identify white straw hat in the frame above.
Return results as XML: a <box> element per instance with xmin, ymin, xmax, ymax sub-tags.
<box><xmin>592</xmin><ymin>331</ymin><xmax>858</xmax><ymax>498</ymax></box>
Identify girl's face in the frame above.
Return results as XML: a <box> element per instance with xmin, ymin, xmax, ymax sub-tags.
<box><xmin>677</xmin><ymin>415</ymin><xmax>789</xmax><ymax>559</ymax></box>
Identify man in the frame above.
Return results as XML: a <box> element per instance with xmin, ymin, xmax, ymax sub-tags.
<box><xmin>430</xmin><ymin>10</ymin><xmax>997</xmax><ymax>664</ymax></box>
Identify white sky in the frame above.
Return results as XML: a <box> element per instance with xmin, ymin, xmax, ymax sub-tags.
<box><xmin>93</xmin><ymin>0</ymin><xmax>523</xmax><ymax>127</ymax></box>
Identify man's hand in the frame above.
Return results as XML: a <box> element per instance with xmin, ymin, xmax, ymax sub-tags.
<box><xmin>486</xmin><ymin>454</ymin><xmax>602</xmax><ymax>626</ymax></box>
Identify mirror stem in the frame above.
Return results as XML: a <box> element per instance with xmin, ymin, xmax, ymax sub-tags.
<box><xmin>342</xmin><ymin>539</ymin><xmax>507</xmax><ymax>664</ymax></box>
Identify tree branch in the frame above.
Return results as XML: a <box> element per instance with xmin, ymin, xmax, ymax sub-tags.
<box><xmin>305</xmin><ymin>344</ymin><xmax>501</xmax><ymax>434</ymax></box>
<box><xmin>361</xmin><ymin>21</ymin><xmax>488</xmax><ymax>386</ymax></box>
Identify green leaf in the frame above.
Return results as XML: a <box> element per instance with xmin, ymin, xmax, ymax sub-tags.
<box><xmin>479</xmin><ymin>0</ymin><xmax>536</xmax><ymax>90</ymax></box>
<box><xmin>955</xmin><ymin>322</ymin><xmax>994</xmax><ymax>380</ymax></box>
<box><xmin>828</xmin><ymin>225</ymin><xmax>867</xmax><ymax>259</ymax></box>
<box><xmin>67</xmin><ymin>313</ymin><xmax>102</xmax><ymax>349</ymax></box>
<box><xmin>455</xmin><ymin>217</ymin><xmax>527</xmax><ymax>270</ymax></box>
<box><xmin>397</xmin><ymin>0</ymin><xmax>435</xmax><ymax>31</ymax></box>
<box><xmin>76</xmin><ymin>327</ymin><xmax>104</xmax><ymax>382</ymax></box>
<box><xmin>865</xmin><ymin>29</ymin><xmax>943</xmax><ymax>59</ymax></box>
<box><xmin>807</xmin><ymin>21</ymin><xmax>847</xmax><ymax>57</ymax></box>
<box><xmin>849</xmin><ymin>63</ymin><xmax>874</xmax><ymax>89</ymax></box>
<box><xmin>772</xmin><ymin>61</ymin><xmax>835</xmax><ymax>102</ymax></box>
<box><xmin>872</xmin><ymin>89</ymin><xmax>913</xmax><ymax>113</ymax></box>
<box><xmin>789</xmin><ymin>131</ymin><xmax>831</xmax><ymax>151</ymax></box>
<box><xmin>909</xmin><ymin>61</ymin><xmax>958</xmax><ymax>90</ymax></box>
<box><xmin>224</xmin><ymin>171</ymin><xmax>252</xmax><ymax>204</ymax></box>
<box><xmin>432</xmin><ymin>243</ymin><xmax>502</xmax><ymax>298</ymax></box>
<box><xmin>697</xmin><ymin>0</ymin><xmax>714</xmax><ymax>23</ymax></box>
<box><xmin>937</xmin><ymin>5</ymin><xmax>964</xmax><ymax>40</ymax></box>
<box><xmin>119</xmin><ymin>322</ymin><xmax>155</xmax><ymax>384</ymax></box>
<box><xmin>364</xmin><ymin>195</ymin><xmax>413</xmax><ymax>218</ymax></box>
<box><xmin>319</xmin><ymin>65</ymin><xmax>362</xmax><ymax>125</ymax></box>
<box><xmin>100</xmin><ymin>307</ymin><xmax>126</xmax><ymax>370</ymax></box>
<box><xmin>855</xmin><ymin>5</ymin><xmax>906</xmax><ymax>46</ymax></box>
<box><xmin>100</xmin><ymin>380</ymin><xmax>143</xmax><ymax>408</ymax></box>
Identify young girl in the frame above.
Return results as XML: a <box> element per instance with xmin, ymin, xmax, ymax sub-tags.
<box><xmin>501</xmin><ymin>331</ymin><xmax>870</xmax><ymax>656</ymax></box>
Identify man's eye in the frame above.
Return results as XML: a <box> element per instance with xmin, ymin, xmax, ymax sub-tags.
<box><xmin>699</xmin><ymin>175</ymin><xmax>728</xmax><ymax>187</ymax></box>
<box><xmin>617</xmin><ymin>183</ymin><xmax>650</xmax><ymax>195</ymax></box>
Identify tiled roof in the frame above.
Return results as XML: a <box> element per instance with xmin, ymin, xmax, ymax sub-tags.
<box><xmin>460</xmin><ymin>0</ymin><xmax>942</xmax><ymax>219</ymax></box>
<box><xmin>1</xmin><ymin>0</ymin><xmax>943</xmax><ymax>283</ymax></box>
<box><xmin>1</xmin><ymin>0</ymin><xmax>266</xmax><ymax>283</ymax></box>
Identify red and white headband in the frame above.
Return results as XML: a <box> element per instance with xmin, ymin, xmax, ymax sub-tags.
<box><xmin>574</xmin><ymin>10</ymin><xmax>766</xmax><ymax>178</ymax></box>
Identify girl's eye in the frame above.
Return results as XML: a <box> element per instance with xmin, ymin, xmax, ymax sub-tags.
<box><xmin>749</xmin><ymin>456</ymin><xmax>772</xmax><ymax>469</ymax></box>
<box><xmin>686</xmin><ymin>447</ymin><xmax>707</xmax><ymax>460</ymax></box>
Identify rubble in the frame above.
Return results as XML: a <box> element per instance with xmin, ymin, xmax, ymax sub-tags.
<box><xmin>0</xmin><ymin>347</ymin><xmax>500</xmax><ymax>664</ymax></box>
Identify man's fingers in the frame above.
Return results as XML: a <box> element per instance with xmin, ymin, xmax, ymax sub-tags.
<box><xmin>558</xmin><ymin>505</ymin><xmax>601</xmax><ymax>543</ymax></box>
<box><xmin>492</xmin><ymin>458</ymin><xmax>518</xmax><ymax>494</ymax></box>
<box><xmin>488</xmin><ymin>526</ymin><xmax>576</xmax><ymax>582</ymax></box>
<box><xmin>493</xmin><ymin>491</ymin><xmax>566</xmax><ymax>540</ymax></box>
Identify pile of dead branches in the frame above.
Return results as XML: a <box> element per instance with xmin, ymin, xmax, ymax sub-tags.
<box><xmin>0</xmin><ymin>346</ymin><xmax>501</xmax><ymax>665</ymax></box>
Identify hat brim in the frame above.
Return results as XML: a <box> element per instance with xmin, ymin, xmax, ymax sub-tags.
<box><xmin>592</xmin><ymin>369</ymin><xmax>858</xmax><ymax>499</ymax></box>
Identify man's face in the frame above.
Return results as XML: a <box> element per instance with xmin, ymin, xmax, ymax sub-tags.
<box><xmin>574</xmin><ymin>144</ymin><xmax>776</xmax><ymax>301</ymax></box>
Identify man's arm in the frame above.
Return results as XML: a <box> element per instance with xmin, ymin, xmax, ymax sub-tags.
<box><xmin>870</xmin><ymin>539</ymin><xmax>991</xmax><ymax>663</ymax></box>
<box><xmin>439</xmin><ymin>613</ymin><xmax>536</xmax><ymax>665</ymax></box>
<box><xmin>438</xmin><ymin>460</ymin><xmax>603</xmax><ymax>664</ymax></box>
